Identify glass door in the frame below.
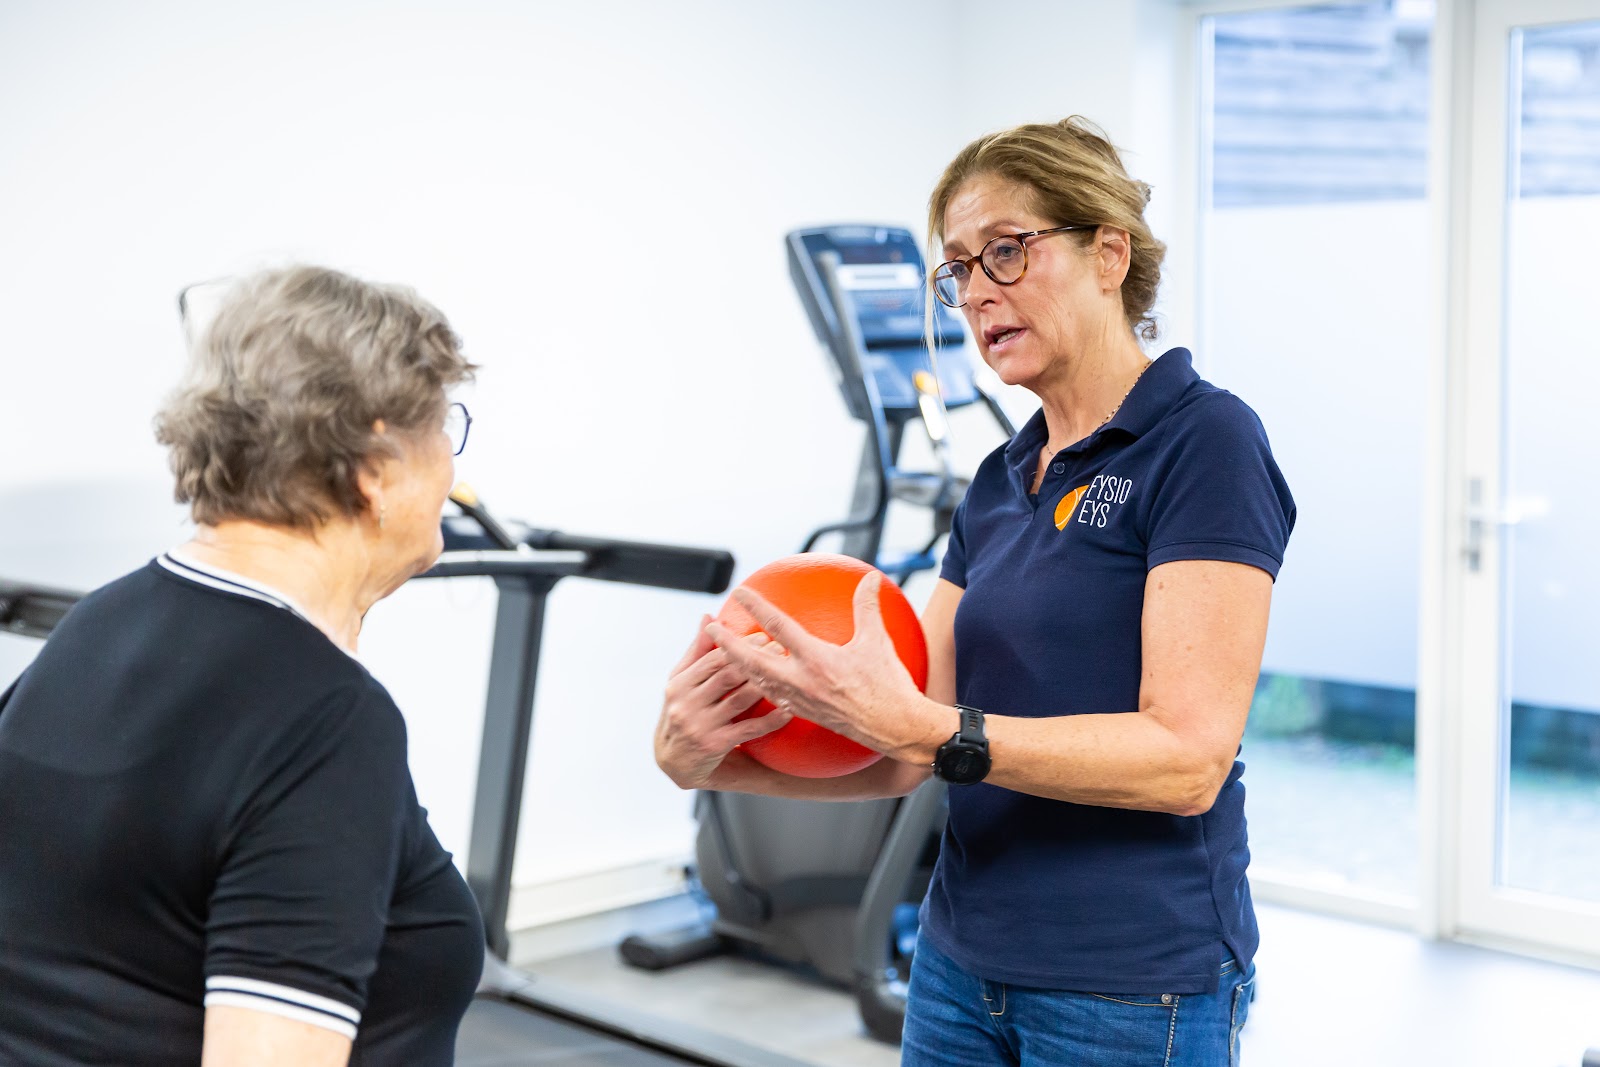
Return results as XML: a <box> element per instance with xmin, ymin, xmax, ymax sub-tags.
<box><xmin>1197</xmin><ymin>0</ymin><xmax>1436</xmax><ymax>912</ymax></box>
<box><xmin>1458</xmin><ymin>0</ymin><xmax>1600</xmax><ymax>955</ymax></box>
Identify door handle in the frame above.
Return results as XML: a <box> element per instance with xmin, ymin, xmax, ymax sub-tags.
<box><xmin>1463</xmin><ymin>479</ymin><xmax>1549</xmax><ymax>572</ymax></box>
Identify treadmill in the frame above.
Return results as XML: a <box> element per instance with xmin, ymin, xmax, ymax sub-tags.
<box><xmin>0</xmin><ymin>498</ymin><xmax>812</xmax><ymax>1067</ymax></box>
<box><xmin>788</xmin><ymin>224</ymin><xmax>1016</xmax><ymax>579</ymax></box>
<box><xmin>432</xmin><ymin>491</ymin><xmax>812</xmax><ymax>1066</ymax></box>
<box><xmin>622</xmin><ymin>226</ymin><xmax>1017</xmax><ymax>1045</ymax></box>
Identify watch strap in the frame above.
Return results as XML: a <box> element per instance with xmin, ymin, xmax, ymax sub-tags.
<box><xmin>954</xmin><ymin>703</ymin><xmax>986</xmax><ymax>742</ymax></box>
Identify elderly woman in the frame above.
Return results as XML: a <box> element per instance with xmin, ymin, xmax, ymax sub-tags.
<box><xmin>0</xmin><ymin>267</ymin><xmax>484</xmax><ymax>1066</ymax></box>
<box><xmin>656</xmin><ymin>118</ymin><xmax>1295</xmax><ymax>1066</ymax></box>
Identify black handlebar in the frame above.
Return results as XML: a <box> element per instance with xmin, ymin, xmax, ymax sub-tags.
<box><xmin>438</xmin><ymin>516</ymin><xmax>733</xmax><ymax>595</ymax></box>
<box><xmin>0</xmin><ymin>580</ymin><xmax>85</xmax><ymax>640</ymax></box>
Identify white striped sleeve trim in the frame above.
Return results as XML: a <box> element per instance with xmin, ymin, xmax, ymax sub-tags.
<box><xmin>204</xmin><ymin>976</ymin><xmax>360</xmax><ymax>1039</ymax></box>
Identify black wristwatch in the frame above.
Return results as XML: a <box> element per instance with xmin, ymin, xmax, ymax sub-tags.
<box><xmin>933</xmin><ymin>704</ymin><xmax>991</xmax><ymax>785</ymax></box>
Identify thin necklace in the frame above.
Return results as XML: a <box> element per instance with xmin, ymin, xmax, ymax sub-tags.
<box><xmin>1041</xmin><ymin>360</ymin><xmax>1151</xmax><ymax>458</ymax></box>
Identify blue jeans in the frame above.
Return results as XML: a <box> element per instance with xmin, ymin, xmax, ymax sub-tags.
<box><xmin>901</xmin><ymin>937</ymin><xmax>1255</xmax><ymax>1067</ymax></box>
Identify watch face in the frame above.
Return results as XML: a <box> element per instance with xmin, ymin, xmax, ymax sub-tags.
<box><xmin>940</xmin><ymin>746</ymin><xmax>989</xmax><ymax>784</ymax></box>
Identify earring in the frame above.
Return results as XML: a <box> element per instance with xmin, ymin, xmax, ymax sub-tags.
<box><xmin>379</xmin><ymin>504</ymin><xmax>387</xmax><ymax>531</ymax></box>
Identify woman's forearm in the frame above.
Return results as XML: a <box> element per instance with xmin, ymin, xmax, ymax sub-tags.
<box><xmin>885</xmin><ymin>695</ymin><xmax>1227</xmax><ymax>816</ymax></box>
<box><xmin>984</xmin><ymin>709</ymin><xmax>1229</xmax><ymax>816</ymax></box>
<box><xmin>876</xmin><ymin>563</ymin><xmax>1264</xmax><ymax>816</ymax></box>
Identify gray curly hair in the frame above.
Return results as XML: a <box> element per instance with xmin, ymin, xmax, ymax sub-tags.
<box><xmin>155</xmin><ymin>265</ymin><xmax>476</xmax><ymax>529</ymax></box>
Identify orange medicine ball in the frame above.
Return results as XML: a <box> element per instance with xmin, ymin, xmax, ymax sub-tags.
<box><xmin>716</xmin><ymin>554</ymin><xmax>929</xmax><ymax>778</ymax></box>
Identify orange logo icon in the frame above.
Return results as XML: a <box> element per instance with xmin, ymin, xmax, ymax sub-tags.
<box><xmin>1055</xmin><ymin>485</ymin><xmax>1090</xmax><ymax>531</ymax></box>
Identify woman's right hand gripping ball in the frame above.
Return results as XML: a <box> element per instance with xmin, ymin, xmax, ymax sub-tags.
<box><xmin>654</xmin><ymin>616</ymin><xmax>793</xmax><ymax>789</ymax></box>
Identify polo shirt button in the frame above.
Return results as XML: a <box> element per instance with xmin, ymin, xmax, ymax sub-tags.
<box><xmin>1051</xmin><ymin>462</ymin><xmax>1065</xmax><ymax>475</ymax></box>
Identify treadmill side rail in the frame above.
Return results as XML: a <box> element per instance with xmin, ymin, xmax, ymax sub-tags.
<box><xmin>474</xmin><ymin>956</ymin><xmax>817</xmax><ymax>1067</ymax></box>
<box><xmin>852</xmin><ymin>776</ymin><xmax>946</xmax><ymax>1044</ymax></box>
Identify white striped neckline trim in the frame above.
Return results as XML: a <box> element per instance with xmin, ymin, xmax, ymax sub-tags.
<box><xmin>157</xmin><ymin>551</ymin><xmax>363</xmax><ymax>661</ymax></box>
<box><xmin>157</xmin><ymin>551</ymin><xmax>316</xmax><ymax>624</ymax></box>
<box><xmin>204</xmin><ymin>975</ymin><xmax>360</xmax><ymax>1039</ymax></box>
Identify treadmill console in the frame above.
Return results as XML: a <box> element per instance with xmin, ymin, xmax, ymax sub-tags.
<box><xmin>787</xmin><ymin>225</ymin><xmax>979</xmax><ymax>421</ymax></box>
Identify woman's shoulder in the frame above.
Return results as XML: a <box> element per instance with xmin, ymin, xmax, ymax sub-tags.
<box><xmin>97</xmin><ymin>559</ymin><xmax>403</xmax><ymax>723</ymax></box>
<box><xmin>1165</xmin><ymin>379</ymin><xmax>1269</xmax><ymax>436</ymax></box>
<box><xmin>223</xmin><ymin>670</ymin><xmax>411</xmax><ymax>814</ymax></box>
<box><xmin>1149</xmin><ymin>379</ymin><xmax>1279</xmax><ymax>466</ymax></box>
<box><xmin>6</xmin><ymin>562</ymin><xmax>409</xmax><ymax>787</ymax></box>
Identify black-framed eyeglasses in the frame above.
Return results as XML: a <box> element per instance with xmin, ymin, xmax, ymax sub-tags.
<box><xmin>177</xmin><ymin>276</ymin><xmax>233</xmax><ymax>347</ymax></box>
<box><xmin>930</xmin><ymin>225</ymin><xmax>1095</xmax><ymax>308</ymax></box>
<box><xmin>445</xmin><ymin>401</ymin><xmax>472</xmax><ymax>457</ymax></box>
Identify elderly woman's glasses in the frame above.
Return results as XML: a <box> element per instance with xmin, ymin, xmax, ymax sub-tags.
<box><xmin>445</xmin><ymin>402</ymin><xmax>472</xmax><ymax>457</ymax></box>
<box><xmin>930</xmin><ymin>225</ymin><xmax>1095</xmax><ymax>309</ymax></box>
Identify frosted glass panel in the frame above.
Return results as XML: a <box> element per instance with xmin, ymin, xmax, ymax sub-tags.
<box><xmin>1203</xmin><ymin>1</ymin><xmax>1431</xmax><ymax>901</ymax></box>
<box><xmin>1498</xmin><ymin>19</ymin><xmax>1600</xmax><ymax>903</ymax></box>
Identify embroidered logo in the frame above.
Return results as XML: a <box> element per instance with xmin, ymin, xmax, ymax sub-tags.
<box><xmin>1055</xmin><ymin>475</ymin><xmax>1135</xmax><ymax>532</ymax></box>
<box><xmin>1055</xmin><ymin>485</ymin><xmax>1090</xmax><ymax>530</ymax></box>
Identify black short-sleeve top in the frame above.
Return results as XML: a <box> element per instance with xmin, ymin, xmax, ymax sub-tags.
<box><xmin>0</xmin><ymin>554</ymin><xmax>484</xmax><ymax>1066</ymax></box>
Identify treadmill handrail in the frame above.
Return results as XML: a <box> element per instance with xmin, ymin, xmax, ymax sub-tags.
<box><xmin>0</xmin><ymin>580</ymin><xmax>86</xmax><ymax>640</ymax></box>
<box><xmin>441</xmin><ymin>520</ymin><xmax>735</xmax><ymax>595</ymax></box>
<box><xmin>423</xmin><ymin>550</ymin><xmax>589</xmax><ymax>581</ymax></box>
<box><xmin>852</xmin><ymin>776</ymin><xmax>947</xmax><ymax>1043</ymax></box>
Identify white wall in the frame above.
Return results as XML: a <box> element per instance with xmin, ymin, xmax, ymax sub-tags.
<box><xmin>0</xmin><ymin>1</ymin><xmax>1181</xmax><ymax>919</ymax></box>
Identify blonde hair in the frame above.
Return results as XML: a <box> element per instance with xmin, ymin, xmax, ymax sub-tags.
<box><xmin>927</xmin><ymin>116</ymin><xmax>1166</xmax><ymax>341</ymax></box>
<box><xmin>155</xmin><ymin>265</ymin><xmax>476</xmax><ymax>529</ymax></box>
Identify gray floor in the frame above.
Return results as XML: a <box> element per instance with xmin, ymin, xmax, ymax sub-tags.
<box><xmin>521</xmin><ymin>902</ymin><xmax>1600</xmax><ymax>1067</ymax></box>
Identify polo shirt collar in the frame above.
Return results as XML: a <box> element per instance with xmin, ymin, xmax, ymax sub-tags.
<box><xmin>1106</xmin><ymin>347</ymin><xmax>1197</xmax><ymax>438</ymax></box>
<box><xmin>1002</xmin><ymin>347</ymin><xmax>1197</xmax><ymax>492</ymax></box>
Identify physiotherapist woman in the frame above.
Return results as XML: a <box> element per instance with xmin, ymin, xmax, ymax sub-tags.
<box><xmin>655</xmin><ymin>116</ymin><xmax>1295</xmax><ymax>1066</ymax></box>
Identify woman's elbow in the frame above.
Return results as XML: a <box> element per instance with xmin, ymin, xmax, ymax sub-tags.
<box><xmin>1170</xmin><ymin>791</ymin><xmax>1217</xmax><ymax>819</ymax></box>
<box><xmin>1167</xmin><ymin>755</ymin><xmax>1235</xmax><ymax>817</ymax></box>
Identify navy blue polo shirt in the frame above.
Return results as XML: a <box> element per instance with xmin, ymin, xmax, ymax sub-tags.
<box><xmin>921</xmin><ymin>347</ymin><xmax>1295</xmax><ymax>995</ymax></box>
